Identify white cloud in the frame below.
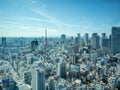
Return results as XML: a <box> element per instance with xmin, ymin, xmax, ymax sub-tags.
<box><xmin>31</xmin><ymin>9</ymin><xmax>83</xmax><ymax>29</ymax></box>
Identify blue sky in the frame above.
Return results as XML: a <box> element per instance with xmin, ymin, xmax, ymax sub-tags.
<box><xmin>0</xmin><ymin>0</ymin><xmax>120</xmax><ymax>37</ymax></box>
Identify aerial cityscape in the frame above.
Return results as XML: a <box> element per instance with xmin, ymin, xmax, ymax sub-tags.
<box><xmin>0</xmin><ymin>0</ymin><xmax>120</xmax><ymax>90</ymax></box>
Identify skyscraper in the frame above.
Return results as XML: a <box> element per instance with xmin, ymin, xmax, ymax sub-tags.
<box><xmin>73</xmin><ymin>37</ymin><xmax>79</xmax><ymax>53</ymax></box>
<box><xmin>57</xmin><ymin>62</ymin><xmax>67</xmax><ymax>79</ymax></box>
<box><xmin>84</xmin><ymin>33</ymin><xmax>89</xmax><ymax>45</ymax></box>
<box><xmin>31</xmin><ymin>67</ymin><xmax>45</xmax><ymax>90</ymax></box>
<box><xmin>61</xmin><ymin>34</ymin><xmax>66</xmax><ymax>44</ymax></box>
<box><xmin>91</xmin><ymin>33</ymin><xmax>100</xmax><ymax>49</ymax></box>
<box><xmin>2</xmin><ymin>37</ymin><xmax>6</xmax><ymax>47</ymax></box>
<box><xmin>31</xmin><ymin>40</ymin><xmax>38</xmax><ymax>51</ymax></box>
<box><xmin>101</xmin><ymin>33</ymin><xmax>109</xmax><ymax>48</ymax></box>
<box><xmin>77</xmin><ymin>33</ymin><xmax>81</xmax><ymax>45</ymax></box>
<box><xmin>111</xmin><ymin>26</ymin><xmax>120</xmax><ymax>54</ymax></box>
<box><xmin>48</xmin><ymin>77</ymin><xmax>55</xmax><ymax>90</ymax></box>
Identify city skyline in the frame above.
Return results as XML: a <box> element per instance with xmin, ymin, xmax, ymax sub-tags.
<box><xmin>0</xmin><ymin>0</ymin><xmax>120</xmax><ymax>37</ymax></box>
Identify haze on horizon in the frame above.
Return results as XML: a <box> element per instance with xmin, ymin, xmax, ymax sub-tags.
<box><xmin>0</xmin><ymin>0</ymin><xmax>120</xmax><ymax>37</ymax></box>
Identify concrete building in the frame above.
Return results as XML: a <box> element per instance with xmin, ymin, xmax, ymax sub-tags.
<box><xmin>23</xmin><ymin>71</ymin><xmax>31</xmax><ymax>85</ymax></box>
<box><xmin>111</xmin><ymin>26</ymin><xmax>120</xmax><ymax>54</ymax></box>
<box><xmin>57</xmin><ymin>62</ymin><xmax>67</xmax><ymax>79</ymax></box>
<box><xmin>48</xmin><ymin>77</ymin><xmax>55</xmax><ymax>90</ymax></box>
<box><xmin>84</xmin><ymin>33</ymin><xmax>89</xmax><ymax>45</ymax></box>
<box><xmin>31</xmin><ymin>40</ymin><xmax>38</xmax><ymax>51</ymax></box>
<box><xmin>1</xmin><ymin>37</ymin><xmax>6</xmax><ymax>47</ymax></box>
<box><xmin>73</xmin><ymin>37</ymin><xmax>79</xmax><ymax>53</ymax></box>
<box><xmin>100</xmin><ymin>33</ymin><xmax>109</xmax><ymax>55</ymax></box>
<box><xmin>31</xmin><ymin>67</ymin><xmax>45</xmax><ymax>90</ymax></box>
<box><xmin>77</xmin><ymin>33</ymin><xmax>81</xmax><ymax>45</ymax></box>
<box><xmin>101</xmin><ymin>33</ymin><xmax>109</xmax><ymax>48</ymax></box>
<box><xmin>61</xmin><ymin>34</ymin><xmax>66</xmax><ymax>44</ymax></box>
<box><xmin>91</xmin><ymin>33</ymin><xmax>100</xmax><ymax>49</ymax></box>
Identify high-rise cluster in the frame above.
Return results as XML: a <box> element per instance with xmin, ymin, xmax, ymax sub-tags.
<box><xmin>0</xmin><ymin>26</ymin><xmax>120</xmax><ymax>90</ymax></box>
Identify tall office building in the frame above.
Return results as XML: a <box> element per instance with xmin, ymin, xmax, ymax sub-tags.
<box><xmin>2</xmin><ymin>37</ymin><xmax>6</xmax><ymax>47</ymax></box>
<box><xmin>31</xmin><ymin>67</ymin><xmax>45</xmax><ymax>90</ymax></box>
<box><xmin>111</xmin><ymin>26</ymin><xmax>120</xmax><ymax>54</ymax></box>
<box><xmin>102</xmin><ymin>33</ymin><xmax>106</xmax><ymax>39</ymax></box>
<box><xmin>57</xmin><ymin>62</ymin><xmax>67</xmax><ymax>79</ymax></box>
<box><xmin>19</xmin><ymin>37</ymin><xmax>25</xmax><ymax>47</ymax></box>
<box><xmin>61</xmin><ymin>34</ymin><xmax>66</xmax><ymax>44</ymax></box>
<box><xmin>101</xmin><ymin>33</ymin><xmax>109</xmax><ymax>48</ymax></box>
<box><xmin>31</xmin><ymin>40</ymin><xmax>38</xmax><ymax>51</ymax></box>
<box><xmin>91</xmin><ymin>33</ymin><xmax>100</xmax><ymax>49</ymax></box>
<box><xmin>73</xmin><ymin>37</ymin><xmax>79</xmax><ymax>53</ymax></box>
<box><xmin>77</xmin><ymin>33</ymin><xmax>81</xmax><ymax>45</ymax></box>
<box><xmin>23</xmin><ymin>71</ymin><xmax>31</xmax><ymax>85</ymax></box>
<box><xmin>77</xmin><ymin>33</ymin><xmax>85</xmax><ymax>47</ymax></box>
<box><xmin>48</xmin><ymin>77</ymin><xmax>55</xmax><ymax>90</ymax></box>
<box><xmin>108</xmin><ymin>35</ymin><xmax>112</xmax><ymax>53</ymax></box>
<box><xmin>74</xmin><ymin>37</ymin><xmax>79</xmax><ymax>45</ymax></box>
<box><xmin>61</xmin><ymin>34</ymin><xmax>66</xmax><ymax>51</ymax></box>
<box><xmin>67</xmin><ymin>45</ymin><xmax>72</xmax><ymax>55</ymax></box>
<box><xmin>84</xmin><ymin>33</ymin><xmax>89</xmax><ymax>45</ymax></box>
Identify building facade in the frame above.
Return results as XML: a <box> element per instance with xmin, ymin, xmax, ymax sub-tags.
<box><xmin>111</xmin><ymin>27</ymin><xmax>120</xmax><ymax>54</ymax></box>
<box><xmin>31</xmin><ymin>67</ymin><xmax>45</xmax><ymax>90</ymax></box>
<box><xmin>91</xmin><ymin>33</ymin><xmax>100</xmax><ymax>49</ymax></box>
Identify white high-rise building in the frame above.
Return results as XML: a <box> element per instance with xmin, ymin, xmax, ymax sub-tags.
<box><xmin>31</xmin><ymin>67</ymin><xmax>45</xmax><ymax>90</ymax></box>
